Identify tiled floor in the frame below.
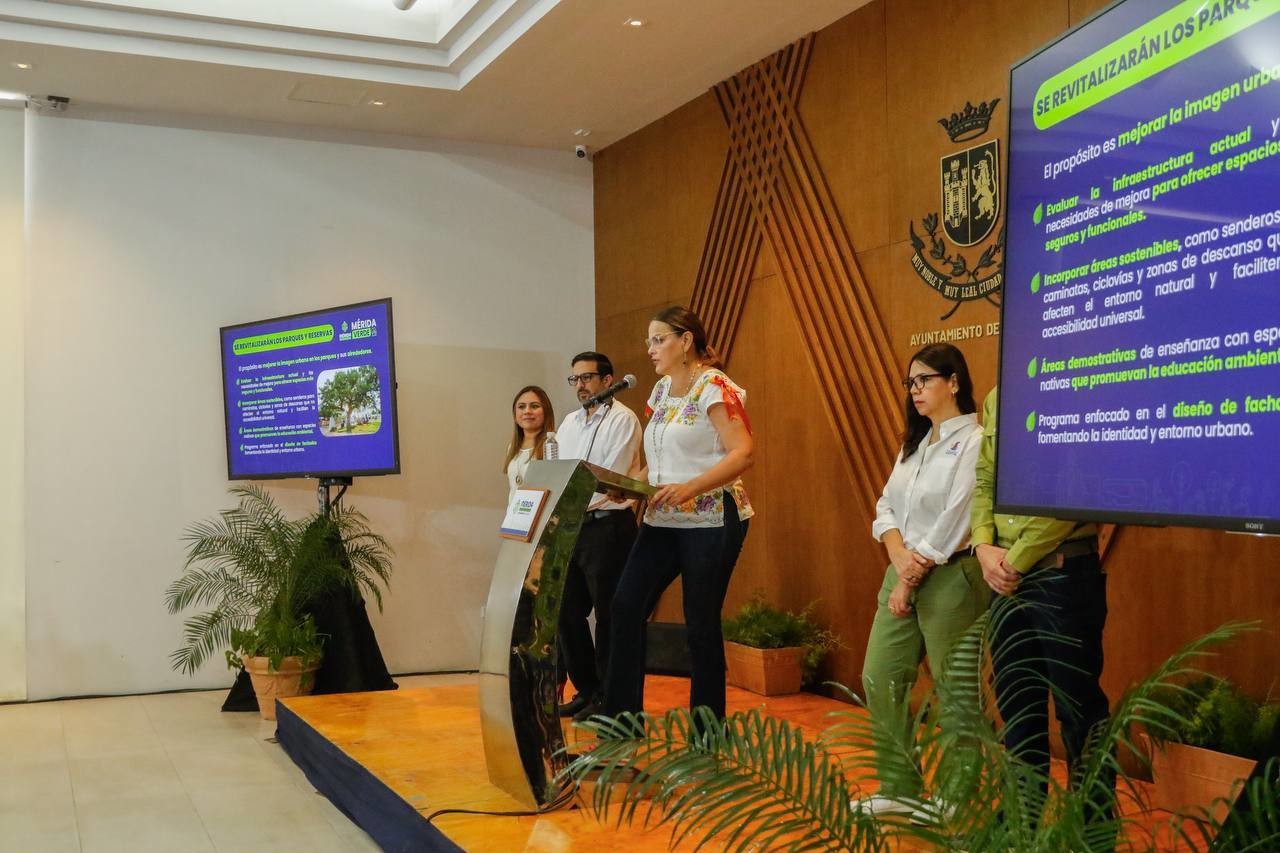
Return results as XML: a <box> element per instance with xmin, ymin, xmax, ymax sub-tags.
<box><xmin>0</xmin><ymin>673</ymin><xmax>475</xmax><ymax>853</ymax></box>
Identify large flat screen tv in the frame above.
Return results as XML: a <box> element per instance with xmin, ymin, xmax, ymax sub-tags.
<box><xmin>1000</xmin><ymin>0</ymin><xmax>1280</xmax><ymax>533</ymax></box>
<box><xmin>220</xmin><ymin>298</ymin><xmax>400</xmax><ymax>480</ymax></box>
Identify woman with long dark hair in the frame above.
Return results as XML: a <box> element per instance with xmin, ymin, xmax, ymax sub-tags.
<box><xmin>853</xmin><ymin>343</ymin><xmax>988</xmax><ymax>817</ymax></box>
<box><xmin>504</xmin><ymin>385</ymin><xmax>555</xmax><ymax>499</ymax></box>
<box><xmin>603</xmin><ymin>306</ymin><xmax>754</xmax><ymax>720</ymax></box>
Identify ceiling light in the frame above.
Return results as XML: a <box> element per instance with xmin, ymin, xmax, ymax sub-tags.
<box><xmin>573</xmin><ymin>128</ymin><xmax>591</xmax><ymax>137</ymax></box>
<box><xmin>369</xmin><ymin>99</ymin><xmax>386</xmax><ymax>106</ymax></box>
<box><xmin>11</xmin><ymin>62</ymin><xmax>33</xmax><ymax>71</ymax></box>
<box><xmin>624</xmin><ymin>18</ymin><xmax>645</xmax><ymax>27</ymax></box>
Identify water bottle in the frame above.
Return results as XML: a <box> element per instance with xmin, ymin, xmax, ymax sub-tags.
<box><xmin>544</xmin><ymin>431</ymin><xmax>558</xmax><ymax>460</ymax></box>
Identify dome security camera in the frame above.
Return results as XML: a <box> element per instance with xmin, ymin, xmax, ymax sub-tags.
<box><xmin>574</xmin><ymin>144</ymin><xmax>592</xmax><ymax>160</ymax></box>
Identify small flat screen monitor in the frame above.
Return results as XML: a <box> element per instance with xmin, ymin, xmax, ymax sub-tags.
<box><xmin>220</xmin><ymin>298</ymin><xmax>400</xmax><ymax>480</ymax></box>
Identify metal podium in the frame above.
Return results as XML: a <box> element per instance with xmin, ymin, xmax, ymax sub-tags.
<box><xmin>478</xmin><ymin>459</ymin><xmax>653</xmax><ymax>808</ymax></box>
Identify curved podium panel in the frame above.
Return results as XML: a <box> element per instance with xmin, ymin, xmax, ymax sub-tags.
<box><xmin>478</xmin><ymin>460</ymin><xmax>653</xmax><ymax>808</ymax></box>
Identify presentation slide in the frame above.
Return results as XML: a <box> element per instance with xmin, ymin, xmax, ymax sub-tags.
<box><xmin>220</xmin><ymin>299</ymin><xmax>400</xmax><ymax>479</ymax></box>
<box><xmin>1002</xmin><ymin>0</ymin><xmax>1280</xmax><ymax>532</ymax></box>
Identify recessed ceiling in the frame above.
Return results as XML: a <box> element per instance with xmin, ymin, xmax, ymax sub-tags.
<box><xmin>0</xmin><ymin>0</ymin><xmax>552</xmax><ymax>88</ymax></box>
<box><xmin>0</xmin><ymin>0</ymin><xmax>872</xmax><ymax>149</ymax></box>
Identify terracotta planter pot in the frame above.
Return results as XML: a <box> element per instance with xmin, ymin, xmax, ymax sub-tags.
<box><xmin>241</xmin><ymin>655</ymin><xmax>320</xmax><ymax>721</ymax></box>
<box><xmin>1143</xmin><ymin>734</ymin><xmax>1258</xmax><ymax>823</ymax></box>
<box><xmin>724</xmin><ymin>641</ymin><xmax>803</xmax><ymax>696</ymax></box>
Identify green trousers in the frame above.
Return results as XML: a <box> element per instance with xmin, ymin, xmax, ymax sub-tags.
<box><xmin>861</xmin><ymin>554</ymin><xmax>989</xmax><ymax>798</ymax></box>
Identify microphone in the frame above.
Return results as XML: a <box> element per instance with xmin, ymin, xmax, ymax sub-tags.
<box><xmin>582</xmin><ymin>374</ymin><xmax>636</xmax><ymax>410</ymax></box>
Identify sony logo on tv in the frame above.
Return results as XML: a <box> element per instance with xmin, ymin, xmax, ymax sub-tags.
<box><xmin>1243</xmin><ymin>521</ymin><xmax>1264</xmax><ymax>532</ymax></box>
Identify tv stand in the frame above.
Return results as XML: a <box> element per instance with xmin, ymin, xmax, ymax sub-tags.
<box><xmin>316</xmin><ymin>476</ymin><xmax>353</xmax><ymax>515</ymax></box>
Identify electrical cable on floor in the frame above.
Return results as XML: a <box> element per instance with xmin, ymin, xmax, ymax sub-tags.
<box><xmin>424</xmin><ymin>786</ymin><xmax>578</xmax><ymax>825</ymax></box>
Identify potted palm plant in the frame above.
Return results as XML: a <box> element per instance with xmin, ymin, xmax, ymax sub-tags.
<box><xmin>165</xmin><ymin>484</ymin><xmax>393</xmax><ymax>720</ymax></box>
<box><xmin>721</xmin><ymin>593</ymin><xmax>841</xmax><ymax>696</ymax></box>
<box><xmin>560</xmin><ymin>615</ymin><xmax>1280</xmax><ymax>852</ymax></box>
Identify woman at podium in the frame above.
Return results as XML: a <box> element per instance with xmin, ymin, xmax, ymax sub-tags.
<box><xmin>853</xmin><ymin>343</ymin><xmax>988</xmax><ymax>817</ymax></box>
<box><xmin>603</xmin><ymin>306</ymin><xmax>754</xmax><ymax>720</ymax></box>
<box><xmin>503</xmin><ymin>385</ymin><xmax>555</xmax><ymax>499</ymax></box>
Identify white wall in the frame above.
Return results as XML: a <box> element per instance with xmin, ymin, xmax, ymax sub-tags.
<box><xmin>20</xmin><ymin>111</ymin><xmax>595</xmax><ymax>699</ymax></box>
<box><xmin>0</xmin><ymin>106</ymin><xmax>25</xmax><ymax>702</ymax></box>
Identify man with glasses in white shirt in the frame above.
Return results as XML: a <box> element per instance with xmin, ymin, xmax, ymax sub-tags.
<box><xmin>555</xmin><ymin>351</ymin><xmax>642</xmax><ymax>722</ymax></box>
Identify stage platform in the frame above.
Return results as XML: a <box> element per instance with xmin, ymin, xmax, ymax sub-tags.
<box><xmin>275</xmin><ymin>675</ymin><xmax>1185</xmax><ymax>852</ymax></box>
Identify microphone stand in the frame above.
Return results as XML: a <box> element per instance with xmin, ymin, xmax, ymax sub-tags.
<box><xmin>581</xmin><ymin>400</ymin><xmax>612</xmax><ymax>470</ymax></box>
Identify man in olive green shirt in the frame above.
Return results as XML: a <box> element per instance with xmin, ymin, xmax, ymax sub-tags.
<box><xmin>971</xmin><ymin>387</ymin><xmax>1114</xmax><ymax>832</ymax></box>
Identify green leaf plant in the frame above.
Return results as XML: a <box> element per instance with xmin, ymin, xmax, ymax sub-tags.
<box><xmin>165</xmin><ymin>484</ymin><xmax>393</xmax><ymax>675</ymax></box>
<box><xmin>558</xmin><ymin>606</ymin><xmax>1277</xmax><ymax>852</ymax></box>
<box><xmin>722</xmin><ymin>592</ymin><xmax>844</xmax><ymax>686</ymax></box>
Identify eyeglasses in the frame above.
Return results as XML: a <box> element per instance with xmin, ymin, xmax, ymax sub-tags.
<box><xmin>566</xmin><ymin>372</ymin><xmax>601</xmax><ymax>386</ymax></box>
<box><xmin>901</xmin><ymin>372</ymin><xmax>946</xmax><ymax>392</ymax></box>
<box><xmin>644</xmin><ymin>331</ymin><xmax>680</xmax><ymax>349</ymax></box>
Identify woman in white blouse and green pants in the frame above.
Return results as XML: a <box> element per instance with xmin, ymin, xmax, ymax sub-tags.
<box><xmin>854</xmin><ymin>343</ymin><xmax>988</xmax><ymax>817</ymax></box>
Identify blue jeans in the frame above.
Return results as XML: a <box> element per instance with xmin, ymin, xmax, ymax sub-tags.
<box><xmin>604</xmin><ymin>496</ymin><xmax>748</xmax><ymax>718</ymax></box>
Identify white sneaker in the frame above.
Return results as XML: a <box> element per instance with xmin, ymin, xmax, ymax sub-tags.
<box><xmin>848</xmin><ymin>794</ymin><xmax>919</xmax><ymax>816</ymax></box>
<box><xmin>908</xmin><ymin>795</ymin><xmax>957</xmax><ymax>824</ymax></box>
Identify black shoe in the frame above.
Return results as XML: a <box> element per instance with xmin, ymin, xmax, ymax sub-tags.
<box><xmin>571</xmin><ymin>698</ymin><xmax>605</xmax><ymax>723</ymax></box>
<box><xmin>559</xmin><ymin>691</ymin><xmax>594</xmax><ymax>717</ymax></box>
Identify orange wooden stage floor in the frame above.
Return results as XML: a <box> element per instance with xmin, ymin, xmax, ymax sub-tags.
<box><xmin>278</xmin><ymin>675</ymin><xmax>1190</xmax><ymax>852</ymax></box>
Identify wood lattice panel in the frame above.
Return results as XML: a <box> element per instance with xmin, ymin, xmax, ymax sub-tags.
<box><xmin>690</xmin><ymin>34</ymin><xmax>901</xmax><ymax>509</ymax></box>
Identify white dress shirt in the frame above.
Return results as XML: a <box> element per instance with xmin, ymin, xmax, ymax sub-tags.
<box><xmin>557</xmin><ymin>399</ymin><xmax>642</xmax><ymax>511</ymax></box>
<box><xmin>872</xmin><ymin>413</ymin><xmax>982</xmax><ymax>564</ymax></box>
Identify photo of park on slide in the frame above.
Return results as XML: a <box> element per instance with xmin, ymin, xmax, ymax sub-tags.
<box><xmin>317</xmin><ymin>364</ymin><xmax>382</xmax><ymax>437</ymax></box>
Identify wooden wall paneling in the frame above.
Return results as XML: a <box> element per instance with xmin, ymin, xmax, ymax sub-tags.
<box><xmin>1070</xmin><ymin>0</ymin><xmax>1112</xmax><ymax>23</ymax></box>
<box><xmin>883</xmin><ymin>0</ymin><xmax>1069</xmax><ymax>234</ymax></box>
<box><xmin>798</xmin><ymin>0</ymin><xmax>893</xmax><ymax>254</ymax></box>
<box><xmin>766</xmin><ymin>170</ymin><xmax>893</xmax><ymax>509</ymax></box>
<box><xmin>692</xmin><ymin>36</ymin><xmax>810</xmax><ymax>362</ymax></box>
<box><xmin>593</xmin><ymin>94</ymin><xmax>725</xmax><ymax>322</ymax></box>
<box><xmin>1100</xmin><ymin>527</ymin><xmax>1280</xmax><ymax>704</ymax></box>
<box><xmin>689</xmin><ymin>155</ymin><xmax>760</xmax><ymax>364</ymax></box>
<box><xmin>594</xmin><ymin>304</ymin><xmax>673</xmax><ymax>395</ymax></box>
<box><xmin>693</xmin><ymin>34</ymin><xmax>902</xmax><ymax>514</ymax></box>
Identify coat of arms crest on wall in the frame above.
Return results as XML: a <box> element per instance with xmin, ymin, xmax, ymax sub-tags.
<box><xmin>909</xmin><ymin>99</ymin><xmax>1005</xmax><ymax>320</ymax></box>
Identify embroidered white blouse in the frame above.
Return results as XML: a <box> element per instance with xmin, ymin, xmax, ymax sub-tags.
<box><xmin>642</xmin><ymin>369</ymin><xmax>754</xmax><ymax>529</ymax></box>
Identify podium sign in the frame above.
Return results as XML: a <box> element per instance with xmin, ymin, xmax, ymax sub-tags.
<box><xmin>478</xmin><ymin>459</ymin><xmax>653</xmax><ymax>808</ymax></box>
<box><xmin>499</xmin><ymin>488</ymin><xmax>550</xmax><ymax>541</ymax></box>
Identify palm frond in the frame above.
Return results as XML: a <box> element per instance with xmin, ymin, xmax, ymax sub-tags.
<box><xmin>563</xmin><ymin>708</ymin><xmax>888</xmax><ymax>852</ymax></box>
<box><xmin>169</xmin><ymin>605</ymin><xmax>252</xmax><ymax>675</ymax></box>
<box><xmin>167</xmin><ymin>486</ymin><xmax>394</xmax><ymax>674</ymax></box>
<box><xmin>556</xmin><ymin>613</ymin><xmax>1272</xmax><ymax>852</ymax></box>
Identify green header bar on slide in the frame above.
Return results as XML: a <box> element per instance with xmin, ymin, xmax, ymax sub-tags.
<box><xmin>1033</xmin><ymin>0</ymin><xmax>1280</xmax><ymax>130</ymax></box>
<box><xmin>232</xmin><ymin>324</ymin><xmax>333</xmax><ymax>355</ymax></box>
